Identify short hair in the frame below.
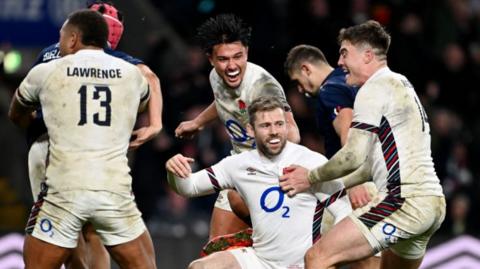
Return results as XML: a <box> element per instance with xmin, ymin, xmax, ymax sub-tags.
<box><xmin>284</xmin><ymin>44</ymin><xmax>329</xmax><ymax>74</ymax></box>
<box><xmin>338</xmin><ymin>20</ymin><xmax>391</xmax><ymax>59</ymax></box>
<box><xmin>66</xmin><ymin>9</ymin><xmax>108</xmax><ymax>48</ymax></box>
<box><xmin>196</xmin><ymin>14</ymin><xmax>252</xmax><ymax>54</ymax></box>
<box><xmin>248</xmin><ymin>96</ymin><xmax>285</xmax><ymax>126</ymax></box>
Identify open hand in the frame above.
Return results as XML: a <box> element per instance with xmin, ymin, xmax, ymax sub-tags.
<box><xmin>165</xmin><ymin>154</ymin><xmax>195</xmax><ymax>178</ymax></box>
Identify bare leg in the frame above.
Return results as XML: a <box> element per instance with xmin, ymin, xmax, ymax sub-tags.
<box><xmin>189</xmin><ymin>251</ymin><xmax>241</xmax><ymax>269</ymax></box>
<box><xmin>227</xmin><ymin>190</ymin><xmax>251</xmax><ymax>226</ymax></box>
<box><xmin>24</xmin><ymin>234</ymin><xmax>72</xmax><ymax>269</ymax></box>
<box><xmin>350</xmin><ymin>255</ymin><xmax>380</xmax><ymax>269</ymax></box>
<box><xmin>305</xmin><ymin>217</ymin><xmax>374</xmax><ymax>269</ymax></box>
<box><xmin>64</xmin><ymin>231</ymin><xmax>88</xmax><ymax>269</ymax></box>
<box><xmin>107</xmin><ymin>230</ymin><xmax>156</xmax><ymax>269</ymax></box>
<box><xmin>380</xmin><ymin>249</ymin><xmax>423</xmax><ymax>269</ymax></box>
<box><xmin>210</xmin><ymin>191</ymin><xmax>250</xmax><ymax>239</ymax></box>
<box><xmin>83</xmin><ymin>223</ymin><xmax>110</xmax><ymax>268</ymax></box>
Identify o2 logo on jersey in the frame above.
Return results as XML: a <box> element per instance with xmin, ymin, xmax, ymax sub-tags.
<box><xmin>260</xmin><ymin>186</ymin><xmax>290</xmax><ymax>218</ymax></box>
<box><xmin>225</xmin><ymin>119</ymin><xmax>255</xmax><ymax>147</ymax></box>
<box><xmin>40</xmin><ymin>218</ymin><xmax>54</xmax><ymax>238</ymax></box>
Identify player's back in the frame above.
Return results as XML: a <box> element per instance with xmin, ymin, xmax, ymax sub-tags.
<box><xmin>357</xmin><ymin>67</ymin><xmax>443</xmax><ymax>197</ymax></box>
<box><xmin>34</xmin><ymin>49</ymin><xmax>148</xmax><ymax>193</ymax></box>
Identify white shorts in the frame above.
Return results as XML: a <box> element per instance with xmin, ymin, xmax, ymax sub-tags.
<box><xmin>28</xmin><ymin>135</ymin><xmax>49</xmax><ymax>202</ymax></box>
<box><xmin>229</xmin><ymin>247</ymin><xmax>303</xmax><ymax>269</ymax></box>
<box><xmin>26</xmin><ymin>188</ymin><xmax>146</xmax><ymax>248</ymax></box>
<box><xmin>214</xmin><ymin>189</ymin><xmax>233</xmax><ymax>211</ymax></box>
<box><xmin>350</xmin><ymin>194</ymin><xmax>446</xmax><ymax>259</ymax></box>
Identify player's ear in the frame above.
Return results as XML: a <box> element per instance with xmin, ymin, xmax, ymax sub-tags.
<box><xmin>247</xmin><ymin>123</ymin><xmax>254</xmax><ymax>137</ymax></box>
<box><xmin>245</xmin><ymin>46</ymin><xmax>249</xmax><ymax>60</ymax></box>
<box><xmin>207</xmin><ymin>53</ymin><xmax>214</xmax><ymax>66</ymax></box>
<box><xmin>364</xmin><ymin>48</ymin><xmax>374</xmax><ymax>64</ymax></box>
<box><xmin>300</xmin><ymin>64</ymin><xmax>312</xmax><ymax>78</ymax></box>
<box><xmin>69</xmin><ymin>30</ymin><xmax>81</xmax><ymax>51</ymax></box>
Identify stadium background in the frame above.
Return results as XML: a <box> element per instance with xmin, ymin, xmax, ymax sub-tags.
<box><xmin>0</xmin><ymin>0</ymin><xmax>479</xmax><ymax>268</ymax></box>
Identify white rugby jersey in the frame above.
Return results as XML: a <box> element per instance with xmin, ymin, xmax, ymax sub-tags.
<box><xmin>170</xmin><ymin>142</ymin><xmax>351</xmax><ymax>268</ymax></box>
<box><xmin>210</xmin><ymin>62</ymin><xmax>290</xmax><ymax>153</ymax></box>
<box><xmin>17</xmin><ymin>49</ymin><xmax>149</xmax><ymax>193</ymax></box>
<box><xmin>351</xmin><ymin>67</ymin><xmax>443</xmax><ymax>198</ymax></box>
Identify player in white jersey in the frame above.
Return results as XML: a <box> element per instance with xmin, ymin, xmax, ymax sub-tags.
<box><xmin>279</xmin><ymin>20</ymin><xmax>446</xmax><ymax>269</ymax></box>
<box><xmin>8</xmin><ymin>10</ymin><xmax>156</xmax><ymax>268</ymax></box>
<box><xmin>175</xmin><ymin>14</ymin><xmax>300</xmax><ymax>241</ymax></box>
<box><xmin>167</xmin><ymin>97</ymin><xmax>351</xmax><ymax>269</ymax></box>
<box><xmin>27</xmin><ymin>2</ymin><xmax>162</xmax><ymax>268</ymax></box>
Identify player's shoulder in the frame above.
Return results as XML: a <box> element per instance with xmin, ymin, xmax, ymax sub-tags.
<box><xmin>104</xmin><ymin>47</ymin><xmax>143</xmax><ymax>65</ymax></box>
<box><xmin>34</xmin><ymin>43</ymin><xmax>61</xmax><ymax>66</ymax></box>
<box><xmin>320</xmin><ymin>68</ymin><xmax>356</xmax><ymax>95</ymax></box>
<box><xmin>285</xmin><ymin>142</ymin><xmax>327</xmax><ymax>163</ymax></box>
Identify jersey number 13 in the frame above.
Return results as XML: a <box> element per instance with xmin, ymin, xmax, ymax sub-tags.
<box><xmin>78</xmin><ymin>85</ymin><xmax>112</xmax><ymax>126</ymax></box>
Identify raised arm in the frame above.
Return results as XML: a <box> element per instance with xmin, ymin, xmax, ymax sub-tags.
<box><xmin>175</xmin><ymin>101</ymin><xmax>219</xmax><ymax>139</ymax></box>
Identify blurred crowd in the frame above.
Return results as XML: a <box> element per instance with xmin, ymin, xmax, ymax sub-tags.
<box><xmin>1</xmin><ymin>0</ymin><xmax>479</xmax><ymax>240</ymax></box>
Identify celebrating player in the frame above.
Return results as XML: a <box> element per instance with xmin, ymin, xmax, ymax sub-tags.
<box><xmin>26</xmin><ymin>1</ymin><xmax>162</xmax><ymax>268</ymax></box>
<box><xmin>9</xmin><ymin>10</ymin><xmax>156</xmax><ymax>269</ymax></box>
<box><xmin>175</xmin><ymin>14</ymin><xmax>300</xmax><ymax>241</ymax></box>
<box><xmin>284</xmin><ymin>44</ymin><xmax>379</xmax><ymax>269</ymax></box>
<box><xmin>167</xmin><ymin>96</ymin><xmax>350</xmax><ymax>269</ymax></box>
<box><xmin>279</xmin><ymin>20</ymin><xmax>446</xmax><ymax>269</ymax></box>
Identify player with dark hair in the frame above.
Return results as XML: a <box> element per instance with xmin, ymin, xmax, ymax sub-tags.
<box><xmin>280</xmin><ymin>20</ymin><xmax>445</xmax><ymax>269</ymax></box>
<box><xmin>26</xmin><ymin>2</ymin><xmax>162</xmax><ymax>268</ymax></box>
<box><xmin>175</xmin><ymin>13</ymin><xmax>300</xmax><ymax>246</ymax></box>
<box><xmin>285</xmin><ymin>44</ymin><xmax>380</xmax><ymax>269</ymax></box>
<box><xmin>168</xmin><ymin>96</ymin><xmax>350</xmax><ymax>269</ymax></box>
<box><xmin>9</xmin><ymin>9</ymin><xmax>156</xmax><ymax>269</ymax></box>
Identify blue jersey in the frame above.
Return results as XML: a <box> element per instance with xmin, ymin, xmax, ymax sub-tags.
<box><xmin>27</xmin><ymin>43</ymin><xmax>143</xmax><ymax>148</ymax></box>
<box><xmin>315</xmin><ymin>68</ymin><xmax>358</xmax><ymax>158</ymax></box>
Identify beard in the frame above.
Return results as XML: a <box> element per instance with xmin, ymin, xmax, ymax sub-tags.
<box><xmin>257</xmin><ymin>136</ymin><xmax>287</xmax><ymax>159</ymax></box>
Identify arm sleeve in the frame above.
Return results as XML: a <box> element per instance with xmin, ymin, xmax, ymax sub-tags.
<box><xmin>17</xmin><ymin>64</ymin><xmax>51</xmax><ymax>107</ymax></box>
<box><xmin>308</xmin><ymin>84</ymin><xmax>386</xmax><ymax>184</ymax></box>
<box><xmin>167</xmin><ymin>157</ymin><xmax>235</xmax><ymax>197</ymax></box>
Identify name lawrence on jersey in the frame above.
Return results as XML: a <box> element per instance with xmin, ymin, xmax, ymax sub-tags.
<box><xmin>67</xmin><ymin>67</ymin><xmax>122</xmax><ymax>79</ymax></box>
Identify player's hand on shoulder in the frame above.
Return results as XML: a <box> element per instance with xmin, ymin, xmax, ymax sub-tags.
<box><xmin>166</xmin><ymin>154</ymin><xmax>195</xmax><ymax>178</ymax></box>
<box><xmin>279</xmin><ymin>165</ymin><xmax>311</xmax><ymax>197</ymax></box>
<box><xmin>175</xmin><ymin>120</ymin><xmax>202</xmax><ymax>139</ymax></box>
<box><xmin>129</xmin><ymin>124</ymin><xmax>163</xmax><ymax>150</ymax></box>
<box><xmin>348</xmin><ymin>184</ymin><xmax>371</xmax><ymax>209</ymax></box>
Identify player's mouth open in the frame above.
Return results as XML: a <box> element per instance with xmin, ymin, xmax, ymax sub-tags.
<box><xmin>226</xmin><ymin>70</ymin><xmax>240</xmax><ymax>80</ymax></box>
<box><xmin>268</xmin><ymin>138</ymin><xmax>280</xmax><ymax>144</ymax></box>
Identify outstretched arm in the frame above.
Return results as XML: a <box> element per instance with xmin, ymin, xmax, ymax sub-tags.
<box><xmin>175</xmin><ymin>102</ymin><xmax>218</xmax><ymax>139</ymax></box>
<box><xmin>166</xmin><ymin>153</ymin><xmax>218</xmax><ymax>197</ymax></box>
<box><xmin>279</xmin><ymin>128</ymin><xmax>374</xmax><ymax>196</ymax></box>
<box><xmin>308</xmin><ymin>128</ymin><xmax>373</xmax><ymax>183</ymax></box>
<box><xmin>130</xmin><ymin>64</ymin><xmax>163</xmax><ymax>149</ymax></box>
<box><xmin>334</xmin><ymin>108</ymin><xmax>372</xmax><ymax>208</ymax></box>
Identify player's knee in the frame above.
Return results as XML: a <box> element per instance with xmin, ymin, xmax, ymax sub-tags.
<box><xmin>305</xmin><ymin>247</ymin><xmax>319</xmax><ymax>263</ymax></box>
<box><xmin>188</xmin><ymin>259</ymin><xmax>207</xmax><ymax>269</ymax></box>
